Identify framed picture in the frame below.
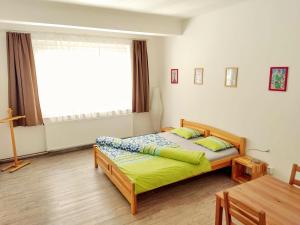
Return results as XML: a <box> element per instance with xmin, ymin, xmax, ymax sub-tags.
<box><xmin>194</xmin><ymin>68</ymin><xmax>203</xmax><ymax>85</ymax></box>
<box><xmin>171</xmin><ymin>69</ymin><xmax>178</xmax><ymax>84</ymax></box>
<box><xmin>269</xmin><ymin>67</ymin><xmax>288</xmax><ymax>91</ymax></box>
<box><xmin>225</xmin><ymin>67</ymin><xmax>238</xmax><ymax>87</ymax></box>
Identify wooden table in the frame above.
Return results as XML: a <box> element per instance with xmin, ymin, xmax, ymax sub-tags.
<box><xmin>215</xmin><ymin>175</ymin><xmax>300</xmax><ymax>225</ymax></box>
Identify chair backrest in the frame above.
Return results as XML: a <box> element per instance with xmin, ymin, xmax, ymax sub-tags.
<box><xmin>289</xmin><ymin>164</ymin><xmax>300</xmax><ymax>187</ymax></box>
<box><xmin>223</xmin><ymin>191</ymin><xmax>266</xmax><ymax>225</ymax></box>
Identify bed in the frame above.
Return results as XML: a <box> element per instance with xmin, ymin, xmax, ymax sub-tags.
<box><xmin>93</xmin><ymin>119</ymin><xmax>246</xmax><ymax>214</ymax></box>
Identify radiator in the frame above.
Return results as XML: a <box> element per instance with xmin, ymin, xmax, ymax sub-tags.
<box><xmin>44</xmin><ymin>114</ymin><xmax>134</xmax><ymax>151</ymax></box>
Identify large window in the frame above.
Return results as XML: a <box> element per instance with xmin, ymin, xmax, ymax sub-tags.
<box><xmin>32</xmin><ymin>34</ymin><xmax>132</xmax><ymax>120</ymax></box>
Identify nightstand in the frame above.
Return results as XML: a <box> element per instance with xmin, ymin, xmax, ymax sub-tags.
<box><xmin>160</xmin><ymin>127</ymin><xmax>174</xmax><ymax>132</ymax></box>
<box><xmin>232</xmin><ymin>156</ymin><xmax>268</xmax><ymax>184</ymax></box>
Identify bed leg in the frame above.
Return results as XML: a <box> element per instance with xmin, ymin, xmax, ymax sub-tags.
<box><xmin>130</xmin><ymin>183</ymin><xmax>137</xmax><ymax>215</ymax></box>
<box><xmin>131</xmin><ymin>194</ymin><xmax>137</xmax><ymax>215</ymax></box>
<box><xmin>93</xmin><ymin>146</ymin><xmax>98</xmax><ymax>168</ymax></box>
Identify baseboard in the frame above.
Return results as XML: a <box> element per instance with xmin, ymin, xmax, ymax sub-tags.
<box><xmin>47</xmin><ymin>144</ymin><xmax>93</xmax><ymax>155</ymax></box>
<box><xmin>0</xmin><ymin>143</ymin><xmax>94</xmax><ymax>164</ymax></box>
<box><xmin>0</xmin><ymin>151</ymin><xmax>48</xmax><ymax>163</ymax></box>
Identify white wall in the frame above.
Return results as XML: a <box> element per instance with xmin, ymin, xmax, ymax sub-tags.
<box><xmin>161</xmin><ymin>0</ymin><xmax>300</xmax><ymax>181</ymax></box>
<box><xmin>0</xmin><ymin>29</ymin><xmax>164</xmax><ymax>158</ymax></box>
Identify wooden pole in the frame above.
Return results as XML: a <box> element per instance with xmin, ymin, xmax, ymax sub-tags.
<box><xmin>8</xmin><ymin>108</ymin><xmax>18</xmax><ymax>166</ymax></box>
<box><xmin>1</xmin><ymin>108</ymin><xmax>30</xmax><ymax>173</ymax></box>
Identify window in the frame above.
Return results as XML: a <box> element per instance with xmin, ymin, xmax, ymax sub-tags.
<box><xmin>32</xmin><ymin>34</ymin><xmax>132</xmax><ymax>120</ymax></box>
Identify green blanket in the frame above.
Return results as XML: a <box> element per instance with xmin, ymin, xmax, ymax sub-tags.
<box><xmin>99</xmin><ymin>146</ymin><xmax>211</xmax><ymax>194</ymax></box>
<box><xmin>118</xmin><ymin>153</ymin><xmax>211</xmax><ymax>194</ymax></box>
<box><xmin>140</xmin><ymin>145</ymin><xmax>205</xmax><ymax>165</ymax></box>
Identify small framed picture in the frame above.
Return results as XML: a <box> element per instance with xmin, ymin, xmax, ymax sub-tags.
<box><xmin>269</xmin><ymin>67</ymin><xmax>288</xmax><ymax>91</ymax></box>
<box><xmin>171</xmin><ymin>69</ymin><xmax>178</xmax><ymax>84</ymax></box>
<box><xmin>225</xmin><ymin>67</ymin><xmax>238</xmax><ymax>87</ymax></box>
<box><xmin>194</xmin><ymin>68</ymin><xmax>203</xmax><ymax>85</ymax></box>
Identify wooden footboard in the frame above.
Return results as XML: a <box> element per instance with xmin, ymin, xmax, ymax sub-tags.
<box><xmin>93</xmin><ymin>145</ymin><xmax>137</xmax><ymax>214</ymax></box>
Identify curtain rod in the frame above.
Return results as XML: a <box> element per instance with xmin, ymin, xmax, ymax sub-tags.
<box><xmin>2</xmin><ymin>29</ymin><xmax>151</xmax><ymax>42</ymax></box>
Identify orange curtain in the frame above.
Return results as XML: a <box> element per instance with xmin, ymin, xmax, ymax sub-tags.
<box><xmin>7</xmin><ymin>32</ymin><xmax>43</xmax><ymax>126</ymax></box>
<box><xmin>132</xmin><ymin>40</ymin><xmax>149</xmax><ymax>113</ymax></box>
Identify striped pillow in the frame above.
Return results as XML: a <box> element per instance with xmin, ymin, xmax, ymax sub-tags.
<box><xmin>171</xmin><ymin>127</ymin><xmax>202</xmax><ymax>139</ymax></box>
<box><xmin>193</xmin><ymin>136</ymin><xmax>233</xmax><ymax>151</ymax></box>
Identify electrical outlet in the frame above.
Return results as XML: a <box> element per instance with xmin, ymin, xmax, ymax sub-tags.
<box><xmin>267</xmin><ymin>167</ymin><xmax>274</xmax><ymax>175</ymax></box>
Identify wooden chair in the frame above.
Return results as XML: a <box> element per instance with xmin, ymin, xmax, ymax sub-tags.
<box><xmin>289</xmin><ymin>164</ymin><xmax>300</xmax><ymax>187</ymax></box>
<box><xmin>223</xmin><ymin>191</ymin><xmax>266</xmax><ymax>225</ymax></box>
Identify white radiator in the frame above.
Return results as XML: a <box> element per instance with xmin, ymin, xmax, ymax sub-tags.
<box><xmin>44</xmin><ymin>114</ymin><xmax>134</xmax><ymax>151</ymax></box>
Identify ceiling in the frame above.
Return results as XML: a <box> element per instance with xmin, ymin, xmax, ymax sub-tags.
<box><xmin>46</xmin><ymin>0</ymin><xmax>247</xmax><ymax>18</ymax></box>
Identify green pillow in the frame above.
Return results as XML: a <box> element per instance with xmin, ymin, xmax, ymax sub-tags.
<box><xmin>171</xmin><ymin>127</ymin><xmax>202</xmax><ymax>139</ymax></box>
<box><xmin>193</xmin><ymin>136</ymin><xmax>233</xmax><ymax>151</ymax></box>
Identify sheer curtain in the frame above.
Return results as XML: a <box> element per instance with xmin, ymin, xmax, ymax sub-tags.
<box><xmin>32</xmin><ymin>33</ymin><xmax>132</xmax><ymax>122</ymax></box>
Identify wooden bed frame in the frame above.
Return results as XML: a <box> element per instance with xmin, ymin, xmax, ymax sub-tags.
<box><xmin>93</xmin><ymin>119</ymin><xmax>246</xmax><ymax>214</ymax></box>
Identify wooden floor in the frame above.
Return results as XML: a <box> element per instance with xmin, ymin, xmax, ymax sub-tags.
<box><xmin>0</xmin><ymin>149</ymin><xmax>236</xmax><ymax>225</ymax></box>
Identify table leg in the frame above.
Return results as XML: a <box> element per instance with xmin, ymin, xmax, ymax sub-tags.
<box><xmin>215</xmin><ymin>195</ymin><xmax>223</xmax><ymax>225</ymax></box>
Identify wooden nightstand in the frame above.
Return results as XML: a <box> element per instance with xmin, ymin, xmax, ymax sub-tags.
<box><xmin>232</xmin><ymin>156</ymin><xmax>268</xmax><ymax>184</ymax></box>
<box><xmin>160</xmin><ymin>127</ymin><xmax>174</xmax><ymax>132</ymax></box>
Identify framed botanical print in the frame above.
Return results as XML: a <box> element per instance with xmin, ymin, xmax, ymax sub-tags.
<box><xmin>225</xmin><ymin>67</ymin><xmax>238</xmax><ymax>87</ymax></box>
<box><xmin>171</xmin><ymin>69</ymin><xmax>178</xmax><ymax>84</ymax></box>
<box><xmin>269</xmin><ymin>67</ymin><xmax>288</xmax><ymax>91</ymax></box>
<box><xmin>194</xmin><ymin>68</ymin><xmax>203</xmax><ymax>85</ymax></box>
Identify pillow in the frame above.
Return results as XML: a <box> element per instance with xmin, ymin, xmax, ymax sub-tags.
<box><xmin>193</xmin><ymin>136</ymin><xmax>233</xmax><ymax>151</ymax></box>
<box><xmin>171</xmin><ymin>127</ymin><xmax>202</xmax><ymax>139</ymax></box>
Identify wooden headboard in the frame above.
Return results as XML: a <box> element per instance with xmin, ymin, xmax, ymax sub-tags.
<box><xmin>180</xmin><ymin>119</ymin><xmax>210</xmax><ymax>137</ymax></box>
<box><xmin>180</xmin><ymin>119</ymin><xmax>246</xmax><ymax>156</ymax></box>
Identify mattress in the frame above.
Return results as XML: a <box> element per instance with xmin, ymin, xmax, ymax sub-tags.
<box><xmin>157</xmin><ymin>132</ymin><xmax>239</xmax><ymax>162</ymax></box>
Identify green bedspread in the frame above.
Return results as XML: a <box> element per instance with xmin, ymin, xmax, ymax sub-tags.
<box><xmin>140</xmin><ymin>145</ymin><xmax>205</xmax><ymax>165</ymax></box>
<box><xmin>97</xmin><ymin>134</ymin><xmax>211</xmax><ymax>194</ymax></box>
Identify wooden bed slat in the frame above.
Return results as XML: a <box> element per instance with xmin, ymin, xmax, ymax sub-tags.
<box><xmin>211</xmin><ymin>156</ymin><xmax>239</xmax><ymax>171</ymax></box>
<box><xmin>111</xmin><ymin>166</ymin><xmax>132</xmax><ymax>192</ymax></box>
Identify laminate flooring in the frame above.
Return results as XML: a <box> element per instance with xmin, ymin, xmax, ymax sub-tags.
<box><xmin>0</xmin><ymin>149</ymin><xmax>236</xmax><ymax>225</ymax></box>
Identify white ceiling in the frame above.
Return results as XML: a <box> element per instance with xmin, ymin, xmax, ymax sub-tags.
<box><xmin>46</xmin><ymin>0</ymin><xmax>247</xmax><ymax>18</ymax></box>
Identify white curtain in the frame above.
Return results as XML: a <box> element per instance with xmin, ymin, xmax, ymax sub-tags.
<box><xmin>32</xmin><ymin>33</ymin><xmax>132</xmax><ymax>122</ymax></box>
